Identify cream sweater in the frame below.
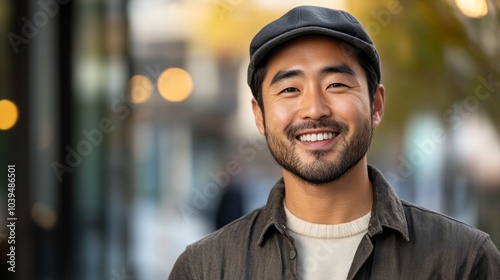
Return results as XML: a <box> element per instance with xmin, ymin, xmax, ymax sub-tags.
<box><xmin>284</xmin><ymin>203</ymin><xmax>371</xmax><ymax>280</ymax></box>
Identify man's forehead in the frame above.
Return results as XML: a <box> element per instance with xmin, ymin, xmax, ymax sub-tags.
<box><xmin>265</xmin><ymin>35</ymin><xmax>361</xmax><ymax>72</ymax></box>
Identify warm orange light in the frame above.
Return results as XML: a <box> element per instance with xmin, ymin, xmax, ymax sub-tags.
<box><xmin>129</xmin><ymin>75</ymin><xmax>153</xmax><ymax>104</ymax></box>
<box><xmin>455</xmin><ymin>0</ymin><xmax>488</xmax><ymax>18</ymax></box>
<box><xmin>31</xmin><ymin>202</ymin><xmax>57</xmax><ymax>230</ymax></box>
<box><xmin>0</xmin><ymin>99</ymin><xmax>19</xmax><ymax>130</ymax></box>
<box><xmin>157</xmin><ymin>68</ymin><xmax>193</xmax><ymax>102</ymax></box>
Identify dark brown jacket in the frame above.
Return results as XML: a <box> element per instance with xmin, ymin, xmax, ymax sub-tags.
<box><xmin>169</xmin><ymin>166</ymin><xmax>500</xmax><ymax>279</ymax></box>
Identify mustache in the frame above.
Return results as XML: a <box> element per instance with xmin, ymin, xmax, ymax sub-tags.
<box><xmin>285</xmin><ymin>119</ymin><xmax>349</xmax><ymax>140</ymax></box>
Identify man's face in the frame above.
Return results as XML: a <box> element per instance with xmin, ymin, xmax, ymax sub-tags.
<box><xmin>252</xmin><ymin>35</ymin><xmax>384</xmax><ymax>184</ymax></box>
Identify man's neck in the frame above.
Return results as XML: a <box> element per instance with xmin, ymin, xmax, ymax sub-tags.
<box><xmin>283</xmin><ymin>158</ymin><xmax>373</xmax><ymax>225</ymax></box>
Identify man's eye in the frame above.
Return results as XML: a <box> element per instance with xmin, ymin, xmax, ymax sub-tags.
<box><xmin>327</xmin><ymin>83</ymin><xmax>347</xmax><ymax>88</ymax></box>
<box><xmin>280</xmin><ymin>87</ymin><xmax>299</xmax><ymax>94</ymax></box>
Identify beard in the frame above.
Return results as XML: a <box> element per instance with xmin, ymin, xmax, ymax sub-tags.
<box><xmin>265</xmin><ymin>117</ymin><xmax>373</xmax><ymax>185</ymax></box>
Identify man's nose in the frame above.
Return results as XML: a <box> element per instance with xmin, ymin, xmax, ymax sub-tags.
<box><xmin>298</xmin><ymin>86</ymin><xmax>332</xmax><ymax>120</ymax></box>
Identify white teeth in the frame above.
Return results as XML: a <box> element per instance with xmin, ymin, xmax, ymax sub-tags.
<box><xmin>298</xmin><ymin>132</ymin><xmax>336</xmax><ymax>142</ymax></box>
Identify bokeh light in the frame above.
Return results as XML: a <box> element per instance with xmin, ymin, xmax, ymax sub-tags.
<box><xmin>31</xmin><ymin>202</ymin><xmax>58</xmax><ymax>230</ymax></box>
<box><xmin>455</xmin><ymin>0</ymin><xmax>488</xmax><ymax>18</ymax></box>
<box><xmin>157</xmin><ymin>67</ymin><xmax>193</xmax><ymax>102</ymax></box>
<box><xmin>0</xmin><ymin>99</ymin><xmax>19</xmax><ymax>130</ymax></box>
<box><xmin>129</xmin><ymin>75</ymin><xmax>153</xmax><ymax>104</ymax></box>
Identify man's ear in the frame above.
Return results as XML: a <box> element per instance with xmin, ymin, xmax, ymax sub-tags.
<box><xmin>252</xmin><ymin>98</ymin><xmax>265</xmax><ymax>135</ymax></box>
<box><xmin>372</xmin><ymin>84</ymin><xmax>385</xmax><ymax>127</ymax></box>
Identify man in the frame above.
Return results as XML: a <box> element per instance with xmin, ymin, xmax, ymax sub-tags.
<box><xmin>169</xmin><ymin>6</ymin><xmax>500</xmax><ymax>279</ymax></box>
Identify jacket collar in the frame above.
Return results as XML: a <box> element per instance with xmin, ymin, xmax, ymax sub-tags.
<box><xmin>366</xmin><ymin>165</ymin><xmax>410</xmax><ymax>241</ymax></box>
<box><xmin>257</xmin><ymin>177</ymin><xmax>287</xmax><ymax>246</ymax></box>
<box><xmin>257</xmin><ymin>165</ymin><xmax>409</xmax><ymax>246</ymax></box>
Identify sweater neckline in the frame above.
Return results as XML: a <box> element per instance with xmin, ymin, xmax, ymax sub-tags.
<box><xmin>284</xmin><ymin>202</ymin><xmax>371</xmax><ymax>239</ymax></box>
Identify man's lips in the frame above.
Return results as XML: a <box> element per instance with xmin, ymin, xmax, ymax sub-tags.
<box><xmin>286</xmin><ymin>120</ymin><xmax>347</xmax><ymax>145</ymax></box>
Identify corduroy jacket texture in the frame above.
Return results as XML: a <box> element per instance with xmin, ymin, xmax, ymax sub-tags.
<box><xmin>169</xmin><ymin>165</ymin><xmax>500</xmax><ymax>279</ymax></box>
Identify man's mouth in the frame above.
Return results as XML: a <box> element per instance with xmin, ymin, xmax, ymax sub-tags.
<box><xmin>297</xmin><ymin>132</ymin><xmax>338</xmax><ymax>142</ymax></box>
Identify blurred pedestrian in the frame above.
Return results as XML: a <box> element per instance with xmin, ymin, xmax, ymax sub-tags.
<box><xmin>214</xmin><ymin>180</ymin><xmax>245</xmax><ymax>230</ymax></box>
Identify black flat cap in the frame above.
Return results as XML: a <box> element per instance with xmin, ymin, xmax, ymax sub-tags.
<box><xmin>247</xmin><ymin>5</ymin><xmax>381</xmax><ymax>91</ymax></box>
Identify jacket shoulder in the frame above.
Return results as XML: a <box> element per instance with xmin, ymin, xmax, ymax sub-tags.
<box><xmin>191</xmin><ymin>207</ymin><xmax>264</xmax><ymax>250</ymax></box>
<box><xmin>180</xmin><ymin>206</ymin><xmax>266</xmax><ymax>265</ymax></box>
<box><xmin>397</xmin><ymin>200</ymin><xmax>500</xmax><ymax>277</ymax></box>
<box><xmin>401</xmin><ymin>199</ymin><xmax>488</xmax><ymax>239</ymax></box>
<box><xmin>400</xmin><ymin>199</ymin><xmax>494</xmax><ymax>259</ymax></box>
<box><xmin>169</xmin><ymin>208</ymin><xmax>265</xmax><ymax>279</ymax></box>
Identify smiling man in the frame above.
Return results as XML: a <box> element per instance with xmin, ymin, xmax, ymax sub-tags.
<box><xmin>169</xmin><ymin>6</ymin><xmax>500</xmax><ymax>279</ymax></box>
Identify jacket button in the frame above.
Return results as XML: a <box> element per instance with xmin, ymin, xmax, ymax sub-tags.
<box><xmin>289</xmin><ymin>250</ymin><xmax>296</xmax><ymax>260</ymax></box>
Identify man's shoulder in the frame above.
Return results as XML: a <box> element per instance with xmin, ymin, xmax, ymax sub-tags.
<box><xmin>396</xmin><ymin>200</ymin><xmax>500</xmax><ymax>276</ymax></box>
<box><xmin>401</xmin><ymin>199</ymin><xmax>489</xmax><ymax>242</ymax></box>
<box><xmin>189</xmin><ymin>207</ymin><xmax>266</xmax><ymax>252</ymax></box>
<box><xmin>168</xmin><ymin>207</ymin><xmax>269</xmax><ymax>279</ymax></box>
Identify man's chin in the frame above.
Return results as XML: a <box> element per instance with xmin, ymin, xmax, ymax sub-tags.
<box><xmin>289</xmin><ymin>169</ymin><xmax>344</xmax><ymax>185</ymax></box>
<box><xmin>300</xmin><ymin>149</ymin><xmax>338</xmax><ymax>162</ymax></box>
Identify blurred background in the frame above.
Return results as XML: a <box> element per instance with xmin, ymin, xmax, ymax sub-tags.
<box><xmin>1</xmin><ymin>0</ymin><xmax>500</xmax><ymax>279</ymax></box>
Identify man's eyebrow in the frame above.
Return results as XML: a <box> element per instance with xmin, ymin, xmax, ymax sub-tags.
<box><xmin>269</xmin><ymin>69</ymin><xmax>304</xmax><ymax>86</ymax></box>
<box><xmin>321</xmin><ymin>64</ymin><xmax>357</xmax><ymax>77</ymax></box>
<box><xmin>269</xmin><ymin>64</ymin><xmax>356</xmax><ymax>87</ymax></box>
